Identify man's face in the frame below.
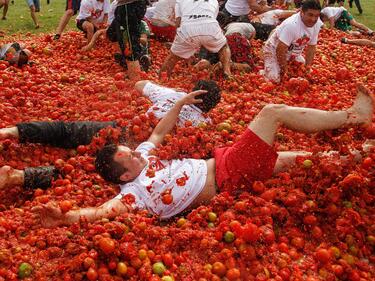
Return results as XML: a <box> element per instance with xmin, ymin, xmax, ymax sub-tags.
<box><xmin>301</xmin><ymin>9</ymin><xmax>321</xmax><ymax>27</ymax></box>
<box><xmin>114</xmin><ymin>145</ymin><xmax>147</xmax><ymax>181</ymax></box>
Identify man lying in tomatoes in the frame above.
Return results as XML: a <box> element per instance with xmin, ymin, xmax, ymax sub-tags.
<box><xmin>0</xmin><ymin>80</ymin><xmax>221</xmax><ymax>189</ymax></box>
<box><xmin>26</xmin><ymin>84</ymin><xmax>373</xmax><ymax>228</ymax></box>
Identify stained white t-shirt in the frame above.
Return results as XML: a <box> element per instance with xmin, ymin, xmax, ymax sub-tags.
<box><xmin>116</xmin><ymin>142</ymin><xmax>208</xmax><ymax>219</ymax></box>
<box><xmin>321</xmin><ymin>7</ymin><xmax>346</xmax><ymax>22</ymax></box>
<box><xmin>224</xmin><ymin>22</ymin><xmax>255</xmax><ymax>38</ymax></box>
<box><xmin>108</xmin><ymin>0</ymin><xmax>117</xmax><ymax>24</ymax></box>
<box><xmin>176</xmin><ymin>0</ymin><xmax>219</xmax><ymax>25</ymax></box>
<box><xmin>258</xmin><ymin>9</ymin><xmax>288</xmax><ymax>26</ymax></box>
<box><xmin>264</xmin><ymin>12</ymin><xmax>323</xmax><ymax>56</ymax></box>
<box><xmin>152</xmin><ymin>0</ymin><xmax>176</xmax><ymax>26</ymax></box>
<box><xmin>225</xmin><ymin>0</ymin><xmax>250</xmax><ymax>17</ymax></box>
<box><xmin>76</xmin><ymin>0</ymin><xmax>110</xmax><ymax>24</ymax></box>
<box><xmin>143</xmin><ymin>82</ymin><xmax>211</xmax><ymax>127</ymax></box>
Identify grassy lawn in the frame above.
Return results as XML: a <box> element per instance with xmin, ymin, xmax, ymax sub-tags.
<box><xmin>0</xmin><ymin>0</ymin><xmax>374</xmax><ymax>36</ymax></box>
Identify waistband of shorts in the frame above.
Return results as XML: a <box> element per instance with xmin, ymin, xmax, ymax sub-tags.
<box><xmin>184</xmin><ymin>15</ymin><xmax>212</xmax><ymax>20</ymax></box>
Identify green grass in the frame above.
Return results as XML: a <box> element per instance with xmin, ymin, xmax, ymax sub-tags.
<box><xmin>0</xmin><ymin>0</ymin><xmax>374</xmax><ymax>36</ymax></box>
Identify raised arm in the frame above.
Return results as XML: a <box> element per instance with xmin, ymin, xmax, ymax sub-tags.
<box><xmin>33</xmin><ymin>198</ymin><xmax>130</xmax><ymax>228</ymax></box>
<box><xmin>147</xmin><ymin>90</ymin><xmax>207</xmax><ymax>146</ymax></box>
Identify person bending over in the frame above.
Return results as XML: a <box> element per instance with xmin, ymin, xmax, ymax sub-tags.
<box><xmin>30</xmin><ymin>84</ymin><xmax>373</xmax><ymax>227</ymax></box>
<box><xmin>320</xmin><ymin>6</ymin><xmax>373</xmax><ymax>35</ymax></box>
<box><xmin>159</xmin><ymin>0</ymin><xmax>232</xmax><ymax>78</ymax></box>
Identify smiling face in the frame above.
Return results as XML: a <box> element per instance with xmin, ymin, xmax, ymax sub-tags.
<box><xmin>301</xmin><ymin>9</ymin><xmax>321</xmax><ymax>28</ymax></box>
<box><xmin>114</xmin><ymin>145</ymin><xmax>147</xmax><ymax>182</ymax></box>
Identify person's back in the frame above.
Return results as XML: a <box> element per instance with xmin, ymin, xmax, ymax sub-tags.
<box><xmin>177</xmin><ymin>0</ymin><xmax>219</xmax><ymax>25</ymax></box>
<box><xmin>152</xmin><ymin>0</ymin><xmax>176</xmax><ymax>26</ymax></box>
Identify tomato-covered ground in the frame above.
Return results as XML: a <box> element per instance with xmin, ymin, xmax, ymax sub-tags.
<box><xmin>0</xmin><ymin>29</ymin><xmax>374</xmax><ymax>281</ymax></box>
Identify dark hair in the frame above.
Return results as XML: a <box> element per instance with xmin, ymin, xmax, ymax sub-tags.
<box><xmin>17</xmin><ymin>51</ymin><xmax>29</xmax><ymax>67</ymax></box>
<box><xmin>95</xmin><ymin>144</ymin><xmax>126</xmax><ymax>184</ymax></box>
<box><xmin>302</xmin><ymin>0</ymin><xmax>321</xmax><ymax>12</ymax></box>
<box><xmin>192</xmin><ymin>80</ymin><xmax>221</xmax><ymax>113</ymax></box>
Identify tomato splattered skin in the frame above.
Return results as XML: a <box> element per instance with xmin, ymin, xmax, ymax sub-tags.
<box><xmin>0</xmin><ymin>28</ymin><xmax>374</xmax><ymax>280</ymax></box>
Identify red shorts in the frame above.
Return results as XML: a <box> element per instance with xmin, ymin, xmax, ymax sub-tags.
<box><xmin>214</xmin><ymin>128</ymin><xmax>278</xmax><ymax>193</ymax></box>
<box><xmin>148</xmin><ymin>22</ymin><xmax>176</xmax><ymax>42</ymax></box>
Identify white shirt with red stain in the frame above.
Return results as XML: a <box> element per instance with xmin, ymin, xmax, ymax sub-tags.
<box><xmin>116</xmin><ymin>142</ymin><xmax>207</xmax><ymax>219</ymax></box>
<box><xmin>76</xmin><ymin>0</ymin><xmax>110</xmax><ymax>24</ymax></box>
<box><xmin>264</xmin><ymin>12</ymin><xmax>323</xmax><ymax>57</ymax></box>
<box><xmin>143</xmin><ymin>82</ymin><xmax>211</xmax><ymax>127</ymax></box>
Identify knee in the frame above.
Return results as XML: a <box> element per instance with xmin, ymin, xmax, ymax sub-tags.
<box><xmin>260</xmin><ymin>104</ymin><xmax>287</xmax><ymax>117</ymax></box>
<box><xmin>66</xmin><ymin>9</ymin><xmax>74</xmax><ymax>17</ymax></box>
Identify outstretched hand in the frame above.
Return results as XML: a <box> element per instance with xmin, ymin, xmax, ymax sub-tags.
<box><xmin>178</xmin><ymin>90</ymin><xmax>207</xmax><ymax>106</ymax></box>
<box><xmin>32</xmin><ymin>202</ymin><xmax>66</xmax><ymax>228</ymax></box>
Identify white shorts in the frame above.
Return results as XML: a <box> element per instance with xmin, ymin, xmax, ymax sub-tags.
<box><xmin>262</xmin><ymin>52</ymin><xmax>305</xmax><ymax>83</ymax></box>
<box><xmin>171</xmin><ymin>22</ymin><xmax>227</xmax><ymax>59</ymax></box>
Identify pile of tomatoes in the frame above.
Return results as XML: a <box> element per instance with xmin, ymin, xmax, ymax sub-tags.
<box><xmin>0</xmin><ymin>29</ymin><xmax>374</xmax><ymax>280</ymax></box>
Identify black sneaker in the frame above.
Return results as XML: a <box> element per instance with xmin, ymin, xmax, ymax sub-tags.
<box><xmin>53</xmin><ymin>34</ymin><xmax>61</xmax><ymax>40</ymax></box>
<box><xmin>341</xmin><ymin>38</ymin><xmax>348</xmax><ymax>43</ymax></box>
<box><xmin>139</xmin><ymin>55</ymin><xmax>151</xmax><ymax>72</ymax></box>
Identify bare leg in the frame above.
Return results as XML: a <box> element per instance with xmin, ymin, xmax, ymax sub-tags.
<box><xmin>81</xmin><ymin>29</ymin><xmax>107</xmax><ymax>51</ymax></box>
<box><xmin>218</xmin><ymin>44</ymin><xmax>232</xmax><ymax>77</ymax></box>
<box><xmin>82</xmin><ymin>21</ymin><xmax>95</xmax><ymax>42</ymax></box>
<box><xmin>343</xmin><ymin>38</ymin><xmax>375</xmax><ymax>48</ymax></box>
<box><xmin>55</xmin><ymin>9</ymin><xmax>74</xmax><ymax>37</ymax></box>
<box><xmin>159</xmin><ymin>52</ymin><xmax>182</xmax><ymax>78</ymax></box>
<box><xmin>0</xmin><ymin>126</ymin><xmax>19</xmax><ymax>139</ymax></box>
<box><xmin>232</xmin><ymin>62</ymin><xmax>251</xmax><ymax>72</ymax></box>
<box><xmin>350</xmin><ymin>19</ymin><xmax>373</xmax><ymax>34</ymax></box>
<box><xmin>2</xmin><ymin>0</ymin><xmax>8</xmax><ymax>19</ymax></box>
<box><xmin>274</xmin><ymin>140</ymin><xmax>375</xmax><ymax>174</ymax></box>
<box><xmin>30</xmin><ymin>5</ymin><xmax>39</xmax><ymax>28</ymax></box>
<box><xmin>249</xmin><ymin>84</ymin><xmax>373</xmax><ymax>145</ymax></box>
<box><xmin>127</xmin><ymin>60</ymin><xmax>141</xmax><ymax>80</ymax></box>
<box><xmin>0</xmin><ymin>166</ymin><xmax>24</xmax><ymax>189</ymax></box>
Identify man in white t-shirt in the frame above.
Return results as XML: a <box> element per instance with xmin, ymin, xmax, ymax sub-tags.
<box><xmin>135</xmin><ymin>79</ymin><xmax>221</xmax><ymax>127</ymax></box>
<box><xmin>76</xmin><ymin>0</ymin><xmax>110</xmax><ymax>41</ymax></box>
<box><xmin>320</xmin><ymin>6</ymin><xmax>373</xmax><ymax>35</ymax></box>
<box><xmin>31</xmin><ymin>84</ymin><xmax>374</xmax><ymax>227</ymax></box>
<box><xmin>262</xmin><ymin>0</ymin><xmax>323</xmax><ymax>83</ymax></box>
<box><xmin>159</xmin><ymin>0</ymin><xmax>232</xmax><ymax>78</ymax></box>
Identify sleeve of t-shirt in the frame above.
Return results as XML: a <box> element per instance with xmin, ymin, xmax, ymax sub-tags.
<box><xmin>115</xmin><ymin>184</ymin><xmax>146</xmax><ymax>209</ymax></box>
<box><xmin>135</xmin><ymin>141</ymin><xmax>156</xmax><ymax>157</ymax></box>
<box><xmin>142</xmin><ymin>82</ymin><xmax>178</xmax><ymax>103</ymax></box>
<box><xmin>103</xmin><ymin>0</ymin><xmax>111</xmax><ymax>14</ymax></box>
<box><xmin>277</xmin><ymin>22</ymin><xmax>296</xmax><ymax>46</ymax></box>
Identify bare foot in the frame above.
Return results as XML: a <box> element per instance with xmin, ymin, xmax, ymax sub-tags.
<box><xmin>362</xmin><ymin>139</ymin><xmax>375</xmax><ymax>153</ymax></box>
<box><xmin>31</xmin><ymin>203</ymin><xmax>65</xmax><ymax>228</ymax></box>
<box><xmin>0</xmin><ymin>166</ymin><xmax>12</xmax><ymax>189</ymax></box>
<box><xmin>0</xmin><ymin>127</ymin><xmax>19</xmax><ymax>140</ymax></box>
<box><xmin>347</xmin><ymin>84</ymin><xmax>374</xmax><ymax>125</ymax></box>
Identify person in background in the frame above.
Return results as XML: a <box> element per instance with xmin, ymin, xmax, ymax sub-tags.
<box><xmin>76</xmin><ymin>0</ymin><xmax>110</xmax><ymax>42</ymax></box>
<box><xmin>320</xmin><ymin>6</ymin><xmax>372</xmax><ymax>35</ymax></box>
<box><xmin>223</xmin><ymin>0</ymin><xmax>273</xmax><ymax>23</ymax></box>
<box><xmin>26</xmin><ymin>0</ymin><xmax>40</xmax><ymax>28</ymax></box>
<box><xmin>349</xmin><ymin>0</ymin><xmax>362</xmax><ymax>15</ymax></box>
<box><xmin>0</xmin><ymin>0</ymin><xmax>9</xmax><ymax>20</ymax></box>
<box><xmin>159</xmin><ymin>0</ymin><xmax>232</xmax><ymax>78</ymax></box>
<box><xmin>262</xmin><ymin>0</ymin><xmax>323</xmax><ymax>83</ymax></box>
<box><xmin>54</xmin><ymin>0</ymin><xmax>82</xmax><ymax>40</ymax></box>
<box><xmin>147</xmin><ymin>0</ymin><xmax>177</xmax><ymax>42</ymax></box>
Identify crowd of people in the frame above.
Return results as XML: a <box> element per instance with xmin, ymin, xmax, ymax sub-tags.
<box><xmin>0</xmin><ymin>0</ymin><xmax>374</xmax><ymax>226</ymax></box>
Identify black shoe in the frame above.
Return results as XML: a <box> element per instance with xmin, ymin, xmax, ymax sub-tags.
<box><xmin>341</xmin><ymin>38</ymin><xmax>348</xmax><ymax>44</ymax></box>
<box><xmin>53</xmin><ymin>34</ymin><xmax>61</xmax><ymax>40</ymax></box>
<box><xmin>139</xmin><ymin>55</ymin><xmax>151</xmax><ymax>72</ymax></box>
